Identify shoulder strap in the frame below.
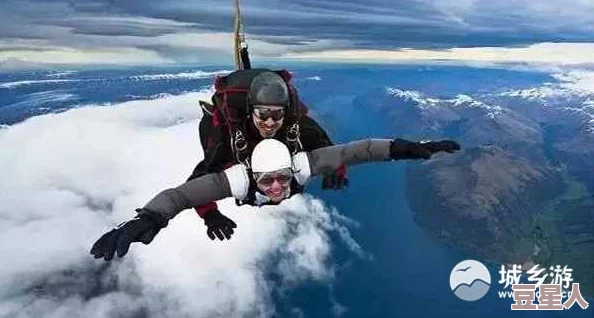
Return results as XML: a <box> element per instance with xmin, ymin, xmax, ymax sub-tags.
<box><xmin>213</xmin><ymin>73</ymin><xmax>252</xmax><ymax>166</ymax></box>
<box><xmin>235</xmin><ymin>168</ymin><xmax>257</xmax><ymax>206</ymax></box>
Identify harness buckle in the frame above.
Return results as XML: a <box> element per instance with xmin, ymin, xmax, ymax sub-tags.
<box><xmin>234</xmin><ymin>130</ymin><xmax>248</xmax><ymax>152</ymax></box>
<box><xmin>232</xmin><ymin>130</ymin><xmax>251</xmax><ymax>167</ymax></box>
<box><xmin>286</xmin><ymin>123</ymin><xmax>300</xmax><ymax>142</ymax></box>
<box><xmin>286</xmin><ymin>123</ymin><xmax>303</xmax><ymax>154</ymax></box>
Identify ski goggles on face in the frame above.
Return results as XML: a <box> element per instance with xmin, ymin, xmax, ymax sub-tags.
<box><xmin>252</xmin><ymin>106</ymin><xmax>285</xmax><ymax>121</ymax></box>
<box><xmin>254</xmin><ymin>168</ymin><xmax>293</xmax><ymax>187</ymax></box>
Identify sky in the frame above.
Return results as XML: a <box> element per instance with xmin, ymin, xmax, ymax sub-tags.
<box><xmin>0</xmin><ymin>0</ymin><xmax>594</xmax><ymax>66</ymax></box>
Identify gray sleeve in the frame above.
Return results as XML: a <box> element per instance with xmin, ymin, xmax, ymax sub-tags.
<box><xmin>142</xmin><ymin>172</ymin><xmax>232</xmax><ymax>220</ymax></box>
<box><xmin>307</xmin><ymin>139</ymin><xmax>392</xmax><ymax>176</ymax></box>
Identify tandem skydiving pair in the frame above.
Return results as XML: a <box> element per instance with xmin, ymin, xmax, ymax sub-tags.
<box><xmin>90</xmin><ymin>69</ymin><xmax>461</xmax><ymax>261</ymax></box>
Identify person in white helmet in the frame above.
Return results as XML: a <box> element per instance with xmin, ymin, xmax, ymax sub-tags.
<box><xmin>90</xmin><ymin>137</ymin><xmax>461</xmax><ymax>261</ymax></box>
<box><xmin>188</xmin><ymin>69</ymin><xmax>348</xmax><ymax>242</ymax></box>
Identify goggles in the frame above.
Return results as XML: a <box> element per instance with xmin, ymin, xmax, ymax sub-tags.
<box><xmin>253</xmin><ymin>106</ymin><xmax>285</xmax><ymax>121</ymax></box>
<box><xmin>254</xmin><ymin>168</ymin><xmax>293</xmax><ymax>187</ymax></box>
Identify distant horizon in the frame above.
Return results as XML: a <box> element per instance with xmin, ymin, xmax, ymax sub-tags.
<box><xmin>2</xmin><ymin>57</ymin><xmax>594</xmax><ymax>73</ymax></box>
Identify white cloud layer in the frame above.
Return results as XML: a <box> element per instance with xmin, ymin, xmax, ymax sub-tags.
<box><xmin>0</xmin><ymin>48</ymin><xmax>174</xmax><ymax>66</ymax></box>
<box><xmin>282</xmin><ymin>42</ymin><xmax>594</xmax><ymax>66</ymax></box>
<box><xmin>0</xmin><ymin>91</ymin><xmax>361</xmax><ymax>317</ymax></box>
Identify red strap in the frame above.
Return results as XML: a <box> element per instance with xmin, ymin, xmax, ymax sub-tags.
<box><xmin>218</xmin><ymin>87</ymin><xmax>249</xmax><ymax>94</ymax></box>
<box><xmin>195</xmin><ymin>201</ymin><xmax>217</xmax><ymax>218</ymax></box>
<box><xmin>214</xmin><ymin>76</ymin><xmax>223</xmax><ymax>90</ymax></box>
<box><xmin>337</xmin><ymin>164</ymin><xmax>347</xmax><ymax>180</ymax></box>
<box><xmin>212</xmin><ymin>108</ymin><xmax>220</xmax><ymax>127</ymax></box>
<box><xmin>277</xmin><ymin>69</ymin><xmax>293</xmax><ymax>82</ymax></box>
<box><xmin>221</xmin><ymin>92</ymin><xmax>234</xmax><ymax>133</ymax></box>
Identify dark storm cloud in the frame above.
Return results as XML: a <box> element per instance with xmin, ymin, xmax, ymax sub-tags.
<box><xmin>51</xmin><ymin>18</ymin><xmax>196</xmax><ymax>37</ymax></box>
<box><xmin>0</xmin><ymin>1</ymin><xmax>197</xmax><ymax>39</ymax></box>
<box><xmin>48</xmin><ymin>0</ymin><xmax>593</xmax><ymax>48</ymax></box>
<box><xmin>0</xmin><ymin>46</ymin><xmax>49</xmax><ymax>52</ymax></box>
<box><xmin>1</xmin><ymin>0</ymin><xmax>593</xmax><ymax>62</ymax></box>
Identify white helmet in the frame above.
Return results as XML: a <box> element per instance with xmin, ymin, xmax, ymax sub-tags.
<box><xmin>251</xmin><ymin>139</ymin><xmax>292</xmax><ymax>173</ymax></box>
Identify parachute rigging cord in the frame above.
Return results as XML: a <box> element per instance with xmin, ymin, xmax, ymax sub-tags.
<box><xmin>233</xmin><ymin>0</ymin><xmax>251</xmax><ymax>70</ymax></box>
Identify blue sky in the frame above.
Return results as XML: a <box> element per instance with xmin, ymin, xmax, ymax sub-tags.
<box><xmin>0</xmin><ymin>0</ymin><xmax>593</xmax><ymax>66</ymax></box>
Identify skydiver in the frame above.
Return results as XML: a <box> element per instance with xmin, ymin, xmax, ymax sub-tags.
<box><xmin>90</xmin><ymin>137</ymin><xmax>461</xmax><ymax>261</ymax></box>
<box><xmin>189</xmin><ymin>69</ymin><xmax>348</xmax><ymax>241</ymax></box>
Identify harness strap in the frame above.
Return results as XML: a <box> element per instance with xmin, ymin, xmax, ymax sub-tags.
<box><xmin>285</xmin><ymin>82</ymin><xmax>303</xmax><ymax>154</ymax></box>
<box><xmin>218</xmin><ymin>87</ymin><xmax>249</xmax><ymax>94</ymax></box>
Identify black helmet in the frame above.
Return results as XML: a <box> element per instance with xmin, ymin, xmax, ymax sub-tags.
<box><xmin>249</xmin><ymin>72</ymin><xmax>290</xmax><ymax>107</ymax></box>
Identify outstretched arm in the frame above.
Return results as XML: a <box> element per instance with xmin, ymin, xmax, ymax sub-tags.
<box><xmin>299</xmin><ymin>115</ymin><xmax>349</xmax><ymax>190</ymax></box>
<box><xmin>90</xmin><ymin>165</ymin><xmax>249</xmax><ymax>261</ymax></box>
<box><xmin>297</xmin><ymin>138</ymin><xmax>460</xmax><ymax>178</ymax></box>
<box><xmin>306</xmin><ymin>139</ymin><xmax>391</xmax><ymax>176</ymax></box>
<box><xmin>143</xmin><ymin>172</ymin><xmax>233</xmax><ymax>221</ymax></box>
<box><xmin>145</xmin><ymin>164</ymin><xmax>249</xmax><ymax>221</ymax></box>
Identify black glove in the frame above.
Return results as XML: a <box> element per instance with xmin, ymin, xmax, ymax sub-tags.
<box><xmin>321</xmin><ymin>165</ymin><xmax>349</xmax><ymax>190</ymax></box>
<box><xmin>90</xmin><ymin>209</ymin><xmax>167</xmax><ymax>261</ymax></box>
<box><xmin>390</xmin><ymin>138</ymin><xmax>461</xmax><ymax>160</ymax></box>
<box><xmin>419</xmin><ymin>140</ymin><xmax>461</xmax><ymax>154</ymax></box>
<box><xmin>203</xmin><ymin>209</ymin><xmax>237</xmax><ymax>241</ymax></box>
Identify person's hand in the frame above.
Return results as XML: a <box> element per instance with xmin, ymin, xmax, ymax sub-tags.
<box><xmin>90</xmin><ymin>209</ymin><xmax>167</xmax><ymax>261</ymax></box>
<box><xmin>390</xmin><ymin>138</ymin><xmax>461</xmax><ymax>160</ymax></box>
<box><xmin>321</xmin><ymin>165</ymin><xmax>349</xmax><ymax>190</ymax></box>
<box><xmin>203</xmin><ymin>209</ymin><xmax>237</xmax><ymax>241</ymax></box>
